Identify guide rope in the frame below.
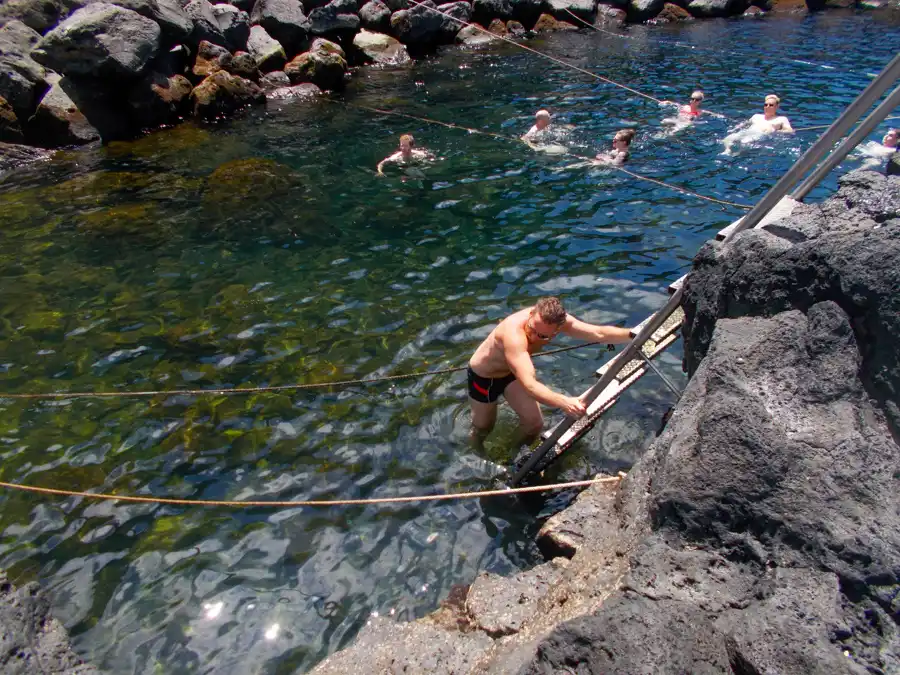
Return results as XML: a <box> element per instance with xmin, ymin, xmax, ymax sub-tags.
<box><xmin>0</xmin><ymin>340</ymin><xmax>608</xmax><ymax>400</ymax></box>
<box><xmin>348</xmin><ymin>102</ymin><xmax>752</xmax><ymax>210</ymax></box>
<box><xmin>0</xmin><ymin>475</ymin><xmax>623</xmax><ymax>508</ymax></box>
<box><xmin>795</xmin><ymin>115</ymin><xmax>900</xmax><ymax>132</ymax></box>
<box><xmin>407</xmin><ymin>0</ymin><xmax>665</xmax><ymax>104</ymax></box>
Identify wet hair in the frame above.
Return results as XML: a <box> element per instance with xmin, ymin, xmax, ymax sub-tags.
<box><xmin>691</xmin><ymin>90</ymin><xmax>704</xmax><ymax>101</ymax></box>
<box><xmin>765</xmin><ymin>94</ymin><xmax>780</xmax><ymax>105</ymax></box>
<box><xmin>399</xmin><ymin>134</ymin><xmax>414</xmax><ymax>145</ymax></box>
<box><xmin>534</xmin><ymin>296</ymin><xmax>567</xmax><ymax>325</ymax></box>
<box><xmin>615</xmin><ymin>128</ymin><xmax>636</xmax><ymax>145</ymax></box>
<box><xmin>536</xmin><ymin>110</ymin><xmax>551</xmax><ymax>120</ymax></box>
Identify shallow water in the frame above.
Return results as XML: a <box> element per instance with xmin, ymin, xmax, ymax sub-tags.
<box><xmin>1</xmin><ymin>11</ymin><xmax>899</xmax><ymax>674</ymax></box>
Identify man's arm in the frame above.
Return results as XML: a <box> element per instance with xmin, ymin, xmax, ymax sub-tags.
<box><xmin>562</xmin><ymin>315</ymin><xmax>632</xmax><ymax>343</ymax></box>
<box><xmin>779</xmin><ymin>117</ymin><xmax>794</xmax><ymax>133</ymax></box>
<box><xmin>376</xmin><ymin>152</ymin><xmax>400</xmax><ymax>175</ymax></box>
<box><xmin>505</xmin><ymin>332</ymin><xmax>586</xmax><ymax>416</ymax></box>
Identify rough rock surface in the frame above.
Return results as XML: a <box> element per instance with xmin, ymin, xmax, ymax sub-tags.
<box><xmin>226</xmin><ymin>50</ymin><xmax>260</xmax><ymax>80</ymax></box>
<box><xmin>687</xmin><ymin>0</ymin><xmax>745</xmax><ymax>16</ymax></box>
<box><xmin>98</xmin><ymin>0</ymin><xmax>193</xmax><ymax>44</ymax></box>
<box><xmin>0</xmin><ymin>95</ymin><xmax>24</xmax><ymax>142</ymax></box>
<box><xmin>246</xmin><ymin>24</ymin><xmax>288</xmax><ymax>71</ymax></box>
<box><xmin>473</xmin><ymin>0</ymin><xmax>513</xmax><ymax>22</ymax></box>
<box><xmin>27</xmin><ymin>73</ymin><xmax>101</xmax><ymax>146</ymax></box>
<box><xmin>310</xmin><ymin>171</ymin><xmax>900</xmax><ymax>675</ymax></box>
<box><xmin>284</xmin><ymin>37</ymin><xmax>346</xmax><ymax>88</ymax></box>
<box><xmin>265</xmin><ymin>81</ymin><xmax>321</xmax><ymax>98</ymax></box>
<box><xmin>359</xmin><ymin>0</ymin><xmax>392</xmax><ymax>30</ymax></box>
<box><xmin>532</xmin><ymin>12</ymin><xmax>578</xmax><ymax>29</ymax></box>
<box><xmin>190</xmin><ymin>69</ymin><xmax>264</xmax><ymax>118</ymax></box>
<box><xmin>652</xmin><ymin>1</ymin><xmax>692</xmax><ymax>20</ymax></box>
<box><xmin>390</xmin><ymin>0</ymin><xmax>445</xmax><ymax>44</ymax></box>
<box><xmin>437</xmin><ymin>1</ymin><xmax>473</xmax><ymax>37</ymax></box>
<box><xmin>128</xmin><ymin>70</ymin><xmax>193</xmax><ymax>127</ymax></box>
<box><xmin>191</xmin><ymin>39</ymin><xmax>233</xmax><ymax>78</ymax></box>
<box><xmin>0</xmin><ymin>20</ymin><xmax>48</xmax><ymax>121</ymax></box>
<box><xmin>548</xmin><ymin>0</ymin><xmax>597</xmax><ymax>21</ymax></box>
<box><xmin>352</xmin><ymin>28</ymin><xmax>410</xmax><ymax>63</ymax></box>
<box><xmin>32</xmin><ymin>3</ymin><xmax>161</xmax><ymax>78</ymax></box>
<box><xmin>259</xmin><ymin>68</ymin><xmax>290</xmax><ymax>89</ymax></box>
<box><xmin>211</xmin><ymin>2</ymin><xmax>251</xmax><ymax>49</ymax></box>
<box><xmin>627</xmin><ymin>0</ymin><xmax>665</xmax><ymax>20</ymax></box>
<box><xmin>0</xmin><ymin>0</ymin><xmax>77</xmax><ymax>34</ymax></box>
<box><xmin>308</xmin><ymin>0</ymin><xmax>360</xmax><ymax>33</ymax></box>
<box><xmin>0</xmin><ymin>140</ymin><xmax>49</xmax><ymax>172</ymax></box>
<box><xmin>250</xmin><ymin>0</ymin><xmax>309</xmax><ymax>55</ymax></box>
<box><xmin>183</xmin><ymin>0</ymin><xmax>227</xmax><ymax>46</ymax></box>
<box><xmin>456</xmin><ymin>22</ymin><xmax>496</xmax><ymax>43</ymax></box>
<box><xmin>0</xmin><ymin>571</ymin><xmax>99</xmax><ymax>674</ymax></box>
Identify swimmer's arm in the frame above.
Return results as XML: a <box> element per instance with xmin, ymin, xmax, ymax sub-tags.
<box><xmin>376</xmin><ymin>152</ymin><xmax>401</xmax><ymax>175</ymax></box>
<box><xmin>561</xmin><ymin>316</ymin><xmax>632</xmax><ymax>344</ymax></box>
<box><xmin>779</xmin><ymin>118</ymin><xmax>794</xmax><ymax>133</ymax></box>
<box><xmin>506</xmin><ymin>334</ymin><xmax>575</xmax><ymax>410</ymax></box>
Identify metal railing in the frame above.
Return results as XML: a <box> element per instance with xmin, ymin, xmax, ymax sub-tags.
<box><xmin>509</xmin><ymin>51</ymin><xmax>900</xmax><ymax>486</ymax></box>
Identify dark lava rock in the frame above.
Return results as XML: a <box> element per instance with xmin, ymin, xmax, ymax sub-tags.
<box><xmin>0</xmin><ymin>0</ymin><xmax>79</xmax><ymax>34</ymax></box>
<box><xmin>455</xmin><ymin>22</ymin><xmax>496</xmax><ymax>43</ymax></box>
<box><xmin>246</xmin><ymin>24</ymin><xmax>287</xmax><ymax>71</ymax></box>
<box><xmin>626</xmin><ymin>0</ymin><xmax>664</xmax><ymax>20</ymax></box>
<box><xmin>308</xmin><ymin>0</ymin><xmax>360</xmax><ymax>34</ymax></box>
<box><xmin>506</xmin><ymin>18</ymin><xmax>525</xmax><ymax>33</ymax></box>
<box><xmin>0</xmin><ymin>95</ymin><xmax>25</xmax><ymax>142</ymax></box>
<box><xmin>359</xmin><ymin>0</ymin><xmax>391</xmax><ymax>30</ymax></box>
<box><xmin>97</xmin><ymin>0</ymin><xmax>193</xmax><ymax>44</ymax></box>
<box><xmin>548</xmin><ymin>0</ymin><xmax>597</xmax><ymax>21</ymax></box>
<box><xmin>183</xmin><ymin>0</ymin><xmax>228</xmax><ymax>46</ymax></box>
<box><xmin>190</xmin><ymin>68</ymin><xmax>264</xmax><ymax>118</ymax></box>
<box><xmin>0</xmin><ymin>571</ymin><xmax>99</xmax><ymax>674</ymax></box>
<box><xmin>32</xmin><ymin>3</ymin><xmax>161</xmax><ymax>78</ymax></box>
<box><xmin>250</xmin><ymin>0</ymin><xmax>309</xmax><ymax>56</ymax></box>
<box><xmin>352</xmin><ymin>28</ymin><xmax>410</xmax><ymax>63</ymax></box>
<box><xmin>0</xmin><ymin>20</ymin><xmax>48</xmax><ymax>121</ymax></box>
<box><xmin>258</xmin><ymin>68</ymin><xmax>290</xmax><ymax>89</ymax></box>
<box><xmin>390</xmin><ymin>0</ymin><xmax>445</xmax><ymax>43</ymax></box>
<box><xmin>26</xmin><ymin>73</ymin><xmax>101</xmax><ymax>146</ymax></box>
<box><xmin>888</xmin><ymin>152</ymin><xmax>899</xmax><ymax>177</ymax></box>
<box><xmin>283</xmin><ymin>37</ymin><xmax>346</xmax><ymax>89</ymax></box>
<box><xmin>191</xmin><ymin>39</ymin><xmax>233</xmax><ymax>79</ymax></box>
<box><xmin>487</xmin><ymin>16</ymin><xmax>507</xmax><ymax>32</ymax></box>
<box><xmin>473</xmin><ymin>0</ymin><xmax>513</xmax><ymax>22</ymax></box>
<box><xmin>211</xmin><ymin>2</ymin><xmax>251</xmax><ymax>49</ymax></box>
<box><xmin>652</xmin><ymin>1</ymin><xmax>692</xmax><ymax>20</ymax></box>
<box><xmin>687</xmin><ymin>0</ymin><xmax>747</xmax><ymax>16</ymax></box>
<box><xmin>128</xmin><ymin>70</ymin><xmax>193</xmax><ymax>127</ymax></box>
<box><xmin>523</xmin><ymin>595</ymin><xmax>732</xmax><ymax>674</ymax></box>
<box><xmin>226</xmin><ymin>50</ymin><xmax>260</xmax><ymax>80</ymax></box>
<box><xmin>532</xmin><ymin>11</ymin><xmax>578</xmax><ymax>29</ymax></box>
<box><xmin>437</xmin><ymin>1</ymin><xmax>473</xmax><ymax>37</ymax></box>
<box><xmin>509</xmin><ymin>0</ymin><xmax>544</xmax><ymax>26</ymax></box>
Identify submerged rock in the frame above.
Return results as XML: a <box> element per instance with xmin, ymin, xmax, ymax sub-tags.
<box><xmin>32</xmin><ymin>4</ymin><xmax>161</xmax><ymax>79</ymax></box>
<box><xmin>203</xmin><ymin>156</ymin><xmax>299</xmax><ymax>215</ymax></box>
<box><xmin>352</xmin><ymin>28</ymin><xmax>411</xmax><ymax>63</ymax></box>
<box><xmin>0</xmin><ymin>571</ymin><xmax>99</xmax><ymax>674</ymax></box>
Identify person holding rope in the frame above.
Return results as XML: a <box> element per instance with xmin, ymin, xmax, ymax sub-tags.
<box><xmin>376</xmin><ymin>133</ymin><xmax>434</xmax><ymax>176</ymax></box>
<box><xmin>467</xmin><ymin>296</ymin><xmax>631</xmax><ymax>444</ymax></box>
<box><xmin>722</xmin><ymin>94</ymin><xmax>793</xmax><ymax>155</ymax></box>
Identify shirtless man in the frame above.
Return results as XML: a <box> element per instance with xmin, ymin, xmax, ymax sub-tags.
<box><xmin>722</xmin><ymin>94</ymin><xmax>793</xmax><ymax>155</ymax></box>
<box><xmin>467</xmin><ymin>296</ymin><xmax>632</xmax><ymax>442</ymax></box>
<box><xmin>522</xmin><ymin>109</ymin><xmax>551</xmax><ymax>141</ymax></box>
<box><xmin>376</xmin><ymin>134</ymin><xmax>433</xmax><ymax>175</ymax></box>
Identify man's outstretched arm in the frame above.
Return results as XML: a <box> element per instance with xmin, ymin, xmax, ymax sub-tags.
<box><xmin>562</xmin><ymin>315</ymin><xmax>632</xmax><ymax>343</ymax></box>
<box><xmin>506</xmin><ymin>333</ymin><xmax>586</xmax><ymax>417</ymax></box>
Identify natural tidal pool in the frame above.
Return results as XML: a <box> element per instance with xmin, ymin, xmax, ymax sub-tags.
<box><xmin>1</xmin><ymin>11</ymin><xmax>899</xmax><ymax>673</ymax></box>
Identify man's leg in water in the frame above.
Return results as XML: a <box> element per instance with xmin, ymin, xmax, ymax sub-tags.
<box><xmin>503</xmin><ymin>380</ymin><xmax>544</xmax><ymax>445</ymax></box>
<box><xmin>469</xmin><ymin>398</ymin><xmax>497</xmax><ymax>447</ymax></box>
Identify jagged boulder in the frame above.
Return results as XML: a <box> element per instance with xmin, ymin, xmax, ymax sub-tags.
<box><xmin>473</xmin><ymin>0</ymin><xmax>513</xmax><ymax>22</ymax></box>
<box><xmin>127</xmin><ymin>70</ymin><xmax>193</xmax><ymax>127</ymax></box>
<box><xmin>190</xmin><ymin>69</ymin><xmax>264</xmax><ymax>118</ymax></box>
<box><xmin>191</xmin><ymin>39</ymin><xmax>232</xmax><ymax>79</ymax></box>
<box><xmin>652</xmin><ymin>1</ymin><xmax>691</xmax><ymax>19</ymax></box>
<box><xmin>308</xmin><ymin>0</ymin><xmax>360</xmax><ymax>34</ymax></box>
<box><xmin>0</xmin><ymin>20</ymin><xmax>47</xmax><ymax>121</ymax></box>
<box><xmin>359</xmin><ymin>0</ymin><xmax>391</xmax><ymax>30</ymax></box>
<box><xmin>506</xmin><ymin>17</ymin><xmax>525</xmax><ymax>32</ymax></box>
<box><xmin>226</xmin><ymin>51</ymin><xmax>260</xmax><ymax>80</ymax></box>
<box><xmin>352</xmin><ymin>28</ymin><xmax>410</xmax><ymax>63</ymax></box>
<box><xmin>211</xmin><ymin>3</ymin><xmax>251</xmax><ymax>49</ymax></box>
<box><xmin>437</xmin><ymin>1</ymin><xmax>472</xmax><ymax>37</ymax></box>
<box><xmin>31</xmin><ymin>3</ymin><xmax>161</xmax><ymax>78</ymax></box>
<box><xmin>548</xmin><ymin>0</ymin><xmax>597</xmax><ymax>21</ymax></box>
<box><xmin>284</xmin><ymin>37</ymin><xmax>346</xmax><ymax>89</ymax></box>
<box><xmin>626</xmin><ymin>0</ymin><xmax>664</xmax><ymax>20</ymax></box>
<box><xmin>390</xmin><ymin>0</ymin><xmax>444</xmax><ymax>44</ymax></box>
<box><xmin>250</xmin><ymin>0</ymin><xmax>309</xmax><ymax>56</ymax></box>
<box><xmin>0</xmin><ymin>0</ymin><xmax>78</xmax><ymax>34</ymax></box>
<box><xmin>0</xmin><ymin>95</ymin><xmax>25</xmax><ymax>142</ymax></box>
<box><xmin>26</xmin><ymin>73</ymin><xmax>100</xmax><ymax>146</ymax></box>
<box><xmin>97</xmin><ymin>0</ymin><xmax>193</xmax><ymax>44</ymax></box>
<box><xmin>183</xmin><ymin>0</ymin><xmax>228</xmax><ymax>46</ymax></box>
<box><xmin>259</xmin><ymin>68</ymin><xmax>290</xmax><ymax>89</ymax></box>
<box><xmin>686</xmin><ymin>0</ymin><xmax>743</xmax><ymax>15</ymax></box>
<box><xmin>246</xmin><ymin>24</ymin><xmax>287</xmax><ymax>71</ymax></box>
<box><xmin>455</xmin><ymin>22</ymin><xmax>496</xmax><ymax>42</ymax></box>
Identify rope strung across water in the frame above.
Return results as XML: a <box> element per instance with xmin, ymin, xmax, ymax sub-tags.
<box><xmin>0</xmin><ymin>475</ymin><xmax>623</xmax><ymax>507</ymax></box>
<box><xmin>348</xmin><ymin>102</ymin><xmax>752</xmax><ymax>210</ymax></box>
<box><xmin>795</xmin><ymin>115</ymin><xmax>900</xmax><ymax>133</ymax></box>
<box><xmin>0</xmin><ymin>340</ymin><xmax>608</xmax><ymax>400</ymax></box>
<box><xmin>407</xmin><ymin>0</ymin><xmax>665</xmax><ymax>104</ymax></box>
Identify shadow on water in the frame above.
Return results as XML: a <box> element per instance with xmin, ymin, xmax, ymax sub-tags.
<box><xmin>0</xmin><ymin>11</ymin><xmax>899</xmax><ymax>674</ymax></box>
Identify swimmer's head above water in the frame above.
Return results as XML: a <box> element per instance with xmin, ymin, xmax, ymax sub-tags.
<box><xmin>613</xmin><ymin>128</ymin><xmax>636</xmax><ymax>152</ymax></box>
<box><xmin>884</xmin><ymin>128</ymin><xmax>898</xmax><ymax>149</ymax></box>
<box><xmin>689</xmin><ymin>90</ymin><xmax>704</xmax><ymax>113</ymax></box>
<box><xmin>534</xmin><ymin>110</ymin><xmax>551</xmax><ymax>131</ymax></box>
<box><xmin>399</xmin><ymin>134</ymin><xmax>415</xmax><ymax>157</ymax></box>
<box><xmin>763</xmin><ymin>94</ymin><xmax>781</xmax><ymax>119</ymax></box>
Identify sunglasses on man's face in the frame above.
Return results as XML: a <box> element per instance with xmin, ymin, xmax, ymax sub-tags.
<box><xmin>764</xmin><ymin>103</ymin><xmax>776</xmax><ymax>107</ymax></box>
<box><xmin>691</xmin><ymin>97</ymin><xmax>703</xmax><ymax>101</ymax></box>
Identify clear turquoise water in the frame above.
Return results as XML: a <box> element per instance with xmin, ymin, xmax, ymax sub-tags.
<box><xmin>1</xmin><ymin>11</ymin><xmax>899</xmax><ymax>673</ymax></box>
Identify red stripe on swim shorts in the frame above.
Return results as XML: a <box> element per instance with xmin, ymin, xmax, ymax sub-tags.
<box><xmin>473</xmin><ymin>381</ymin><xmax>490</xmax><ymax>396</ymax></box>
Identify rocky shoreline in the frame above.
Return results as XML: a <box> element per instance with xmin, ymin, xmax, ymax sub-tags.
<box><xmin>0</xmin><ymin>0</ymin><xmax>894</xmax><ymax>165</ymax></box>
<box><xmin>310</xmin><ymin>168</ymin><xmax>900</xmax><ymax>673</ymax></box>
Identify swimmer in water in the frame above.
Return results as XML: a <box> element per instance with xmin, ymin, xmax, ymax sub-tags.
<box><xmin>376</xmin><ymin>134</ymin><xmax>434</xmax><ymax>176</ymax></box>
<box><xmin>722</xmin><ymin>94</ymin><xmax>793</xmax><ymax>155</ymax></box>
<box><xmin>856</xmin><ymin>128</ymin><xmax>898</xmax><ymax>170</ymax></box>
<box><xmin>882</xmin><ymin>128</ymin><xmax>898</xmax><ymax>151</ymax></box>
<box><xmin>595</xmin><ymin>128</ymin><xmax>635</xmax><ymax>166</ymax></box>
<box><xmin>522</xmin><ymin>109</ymin><xmax>551</xmax><ymax>141</ymax></box>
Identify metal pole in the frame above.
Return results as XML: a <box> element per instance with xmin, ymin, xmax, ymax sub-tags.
<box><xmin>792</xmin><ymin>84</ymin><xmax>900</xmax><ymax>201</ymax></box>
<box><xmin>723</xmin><ymin>51</ymin><xmax>900</xmax><ymax>243</ymax></box>
<box><xmin>509</xmin><ymin>287</ymin><xmax>684</xmax><ymax>486</ymax></box>
<box><xmin>638</xmin><ymin>351</ymin><xmax>683</xmax><ymax>399</ymax></box>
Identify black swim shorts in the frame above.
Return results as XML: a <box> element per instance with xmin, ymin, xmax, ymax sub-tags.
<box><xmin>467</xmin><ymin>366</ymin><xmax>517</xmax><ymax>404</ymax></box>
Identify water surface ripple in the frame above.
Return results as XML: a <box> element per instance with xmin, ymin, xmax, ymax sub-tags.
<box><xmin>1</xmin><ymin>12</ymin><xmax>898</xmax><ymax>674</ymax></box>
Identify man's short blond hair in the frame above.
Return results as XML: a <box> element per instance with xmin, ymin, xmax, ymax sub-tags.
<box><xmin>400</xmin><ymin>134</ymin><xmax>414</xmax><ymax>145</ymax></box>
<box><xmin>765</xmin><ymin>94</ymin><xmax>780</xmax><ymax>105</ymax></box>
<box><xmin>534</xmin><ymin>296</ymin><xmax>567</xmax><ymax>325</ymax></box>
<box><xmin>615</xmin><ymin>128</ymin><xmax>636</xmax><ymax>145</ymax></box>
<box><xmin>536</xmin><ymin>110</ymin><xmax>551</xmax><ymax>120</ymax></box>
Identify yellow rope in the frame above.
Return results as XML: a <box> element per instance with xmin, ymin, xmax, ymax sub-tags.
<box><xmin>0</xmin><ymin>475</ymin><xmax>623</xmax><ymax>508</ymax></box>
<box><xmin>407</xmin><ymin>0</ymin><xmax>665</xmax><ymax>104</ymax></box>
<box><xmin>349</xmin><ymin>103</ymin><xmax>751</xmax><ymax>210</ymax></box>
